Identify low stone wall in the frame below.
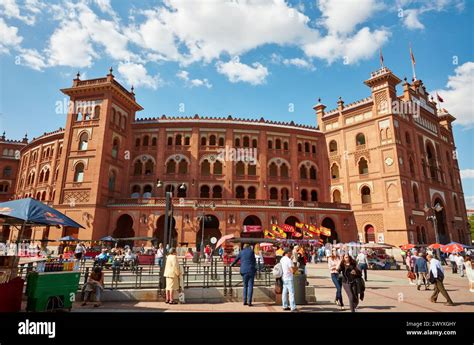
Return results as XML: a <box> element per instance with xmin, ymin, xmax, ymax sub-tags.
<box><xmin>77</xmin><ymin>286</ymin><xmax>317</xmax><ymax>304</ymax></box>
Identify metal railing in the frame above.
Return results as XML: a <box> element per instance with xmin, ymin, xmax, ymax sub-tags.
<box><xmin>108</xmin><ymin>197</ymin><xmax>351</xmax><ymax>210</ymax></box>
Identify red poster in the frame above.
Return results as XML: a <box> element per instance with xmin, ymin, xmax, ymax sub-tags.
<box><xmin>243</xmin><ymin>225</ymin><xmax>262</xmax><ymax>233</ymax></box>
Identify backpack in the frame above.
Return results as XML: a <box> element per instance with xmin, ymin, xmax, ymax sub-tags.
<box><xmin>272</xmin><ymin>262</ymin><xmax>283</xmax><ymax>279</ymax></box>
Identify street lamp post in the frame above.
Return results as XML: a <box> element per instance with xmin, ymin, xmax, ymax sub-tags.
<box><xmin>156</xmin><ymin>180</ymin><xmax>186</xmax><ymax>289</ymax></box>
<box><xmin>193</xmin><ymin>201</ymin><xmax>216</xmax><ymax>258</ymax></box>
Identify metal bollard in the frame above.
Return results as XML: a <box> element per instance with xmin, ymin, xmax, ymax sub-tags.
<box><xmin>223</xmin><ymin>265</ymin><xmax>227</xmax><ymax>295</ymax></box>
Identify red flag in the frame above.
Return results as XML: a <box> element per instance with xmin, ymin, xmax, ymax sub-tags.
<box><xmin>410</xmin><ymin>46</ymin><xmax>416</xmax><ymax>66</ymax></box>
<box><xmin>436</xmin><ymin>93</ymin><xmax>444</xmax><ymax>103</ymax></box>
<box><xmin>282</xmin><ymin>224</ymin><xmax>295</xmax><ymax>233</ymax></box>
<box><xmin>292</xmin><ymin>231</ymin><xmax>302</xmax><ymax>238</ymax></box>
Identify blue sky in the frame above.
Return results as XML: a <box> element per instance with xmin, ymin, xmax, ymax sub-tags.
<box><xmin>0</xmin><ymin>0</ymin><xmax>473</xmax><ymax>205</ymax></box>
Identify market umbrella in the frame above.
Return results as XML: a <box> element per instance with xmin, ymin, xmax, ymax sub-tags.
<box><xmin>259</xmin><ymin>242</ymin><xmax>274</xmax><ymax>249</ymax></box>
<box><xmin>441</xmin><ymin>243</ymin><xmax>464</xmax><ymax>254</ymax></box>
<box><xmin>59</xmin><ymin>235</ymin><xmax>78</xmax><ymax>241</ymax></box>
<box><xmin>215</xmin><ymin>234</ymin><xmax>235</xmax><ymax>249</ymax></box>
<box><xmin>99</xmin><ymin>235</ymin><xmax>117</xmax><ymax>242</ymax></box>
<box><xmin>361</xmin><ymin>243</ymin><xmax>394</xmax><ymax>249</ymax></box>
<box><xmin>428</xmin><ymin>243</ymin><xmax>443</xmax><ymax>249</ymax></box>
<box><xmin>400</xmin><ymin>244</ymin><xmax>416</xmax><ymax>250</ymax></box>
<box><xmin>0</xmin><ymin>198</ymin><xmax>84</xmax><ymax>228</ymax></box>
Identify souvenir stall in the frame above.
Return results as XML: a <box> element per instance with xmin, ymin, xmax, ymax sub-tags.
<box><xmin>0</xmin><ymin>198</ymin><xmax>84</xmax><ymax>311</ymax></box>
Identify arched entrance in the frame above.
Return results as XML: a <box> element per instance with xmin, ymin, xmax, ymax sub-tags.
<box><xmin>241</xmin><ymin>215</ymin><xmax>263</xmax><ymax>239</ymax></box>
<box><xmin>113</xmin><ymin>214</ymin><xmax>135</xmax><ymax>248</ymax></box>
<box><xmin>321</xmin><ymin>217</ymin><xmax>338</xmax><ymax>243</ymax></box>
<box><xmin>154</xmin><ymin>215</ymin><xmax>178</xmax><ymax>248</ymax></box>
<box><xmin>285</xmin><ymin>216</ymin><xmax>300</xmax><ymax>239</ymax></box>
<box><xmin>364</xmin><ymin>224</ymin><xmax>375</xmax><ymax>243</ymax></box>
<box><xmin>434</xmin><ymin>198</ymin><xmax>449</xmax><ymax>244</ymax></box>
<box><xmin>196</xmin><ymin>215</ymin><xmax>221</xmax><ymax>252</ymax></box>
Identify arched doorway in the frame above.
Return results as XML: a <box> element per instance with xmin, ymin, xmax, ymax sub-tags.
<box><xmin>154</xmin><ymin>215</ymin><xmax>178</xmax><ymax>248</ymax></box>
<box><xmin>196</xmin><ymin>215</ymin><xmax>221</xmax><ymax>252</ymax></box>
<box><xmin>434</xmin><ymin>198</ymin><xmax>449</xmax><ymax>244</ymax></box>
<box><xmin>321</xmin><ymin>217</ymin><xmax>338</xmax><ymax>243</ymax></box>
<box><xmin>241</xmin><ymin>215</ymin><xmax>263</xmax><ymax>239</ymax></box>
<box><xmin>284</xmin><ymin>216</ymin><xmax>300</xmax><ymax>239</ymax></box>
<box><xmin>113</xmin><ymin>214</ymin><xmax>135</xmax><ymax>248</ymax></box>
<box><xmin>364</xmin><ymin>224</ymin><xmax>375</xmax><ymax>243</ymax></box>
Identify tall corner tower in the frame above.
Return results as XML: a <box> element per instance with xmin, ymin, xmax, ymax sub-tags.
<box><xmin>54</xmin><ymin>69</ymin><xmax>143</xmax><ymax>239</ymax></box>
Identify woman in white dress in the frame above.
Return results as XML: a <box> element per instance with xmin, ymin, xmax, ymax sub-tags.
<box><xmin>465</xmin><ymin>256</ymin><xmax>474</xmax><ymax>293</ymax></box>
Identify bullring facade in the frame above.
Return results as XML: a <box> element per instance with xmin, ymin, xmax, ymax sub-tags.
<box><xmin>0</xmin><ymin>65</ymin><xmax>469</xmax><ymax>248</ymax></box>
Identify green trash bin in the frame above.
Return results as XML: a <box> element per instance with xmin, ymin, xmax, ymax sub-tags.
<box><xmin>26</xmin><ymin>271</ymin><xmax>81</xmax><ymax>312</ymax></box>
<box><xmin>293</xmin><ymin>273</ymin><xmax>307</xmax><ymax>305</ymax></box>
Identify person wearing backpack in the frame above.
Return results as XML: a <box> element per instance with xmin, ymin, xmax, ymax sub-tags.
<box><xmin>272</xmin><ymin>261</ymin><xmax>283</xmax><ymax>295</ymax></box>
<box><xmin>427</xmin><ymin>255</ymin><xmax>454</xmax><ymax>306</ymax></box>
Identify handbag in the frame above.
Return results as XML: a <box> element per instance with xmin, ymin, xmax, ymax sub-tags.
<box><xmin>178</xmin><ymin>289</ymin><xmax>185</xmax><ymax>304</ymax></box>
<box><xmin>407</xmin><ymin>271</ymin><xmax>416</xmax><ymax>280</ymax></box>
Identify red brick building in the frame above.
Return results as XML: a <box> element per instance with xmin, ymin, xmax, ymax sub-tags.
<box><xmin>1</xmin><ymin>65</ymin><xmax>470</xmax><ymax>247</ymax></box>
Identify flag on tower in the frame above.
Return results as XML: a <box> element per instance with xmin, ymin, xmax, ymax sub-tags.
<box><xmin>379</xmin><ymin>48</ymin><xmax>384</xmax><ymax>67</ymax></box>
<box><xmin>436</xmin><ymin>93</ymin><xmax>444</xmax><ymax>103</ymax></box>
<box><xmin>409</xmin><ymin>44</ymin><xmax>417</xmax><ymax>80</ymax></box>
<box><xmin>410</xmin><ymin>46</ymin><xmax>416</xmax><ymax>65</ymax></box>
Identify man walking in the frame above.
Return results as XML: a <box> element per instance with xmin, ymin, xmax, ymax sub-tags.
<box><xmin>455</xmin><ymin>253</ymin><xmax>465</xmax><ymax>277</ymax></box>
<box><xmin>230</xmin><ymin>244</ymin><xmax>256</xmax><ymax>306</ymax></box>
<box><xmin>356</xmin><ymin>250</ymin><xmax>369</xmax><ymax>282</ymax></box>
<box><xmin>448</xmin><ymin>253</ymin><xmax>457</xmax><ymax>274</ymax></box>
<box><xmin>280</xmin><ymin>248</ymin><xmax>297</xmax><ymax>312</ymax></box>
<box><xmin>427</xmin><ymin>255</ymin><xmax>454</xmax><ymax>306</ymax></box>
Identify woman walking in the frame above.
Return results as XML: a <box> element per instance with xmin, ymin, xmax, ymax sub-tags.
<box><xmin>465</xmin><ymin>256</ymin><xmax>474</xmax><ymax>293</ymax></box>
<box><xmin>164</xmin><ymin>247</ymin><xmax>181</xmax><ymax>304</ymax></box>
<box><xmin>328</xmin><ymin>249</ymin><xmax>344</xmax><ymax>310</ymax></box>
<box><xmin>406</xmin><ymin>252</ymin><xmax>416</xmax><ymax>285</ymax></box>
<box><xmin>338</xmin><ymin>254</ymin><xmax>362</xmax><ymax>312</ymax></box>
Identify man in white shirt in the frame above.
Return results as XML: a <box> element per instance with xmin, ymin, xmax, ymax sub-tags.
<box><xmin>455</xmin><ymin>254</ymin><xmax>465</xmax><ymax>277</ymax></box>
<box><xmin>427</xmin><ymin>255</ymin><xmax>454</xmax><ymax>306</ymax></box>
<box><xmin>448</xmin><ymin>253</ymin><xmax>457</xmax><ymax>274</ymax></box>
<box><xmin>280</xmin><ymin>248</ymin><xmax>297</xmax><ymax>312</ymax></box>
<box><xmin>356</xmin><ymin>250</ymin><xmax>369</xmax><ymax>281</ymax></box>
<box><xmin>74</xmin><ymin>242</ymin><xmax>86</xmax><ymax>260</ymax></box>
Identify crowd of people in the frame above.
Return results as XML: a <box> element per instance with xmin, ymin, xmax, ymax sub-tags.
<box><xmin>29</xmin><ymin>238</ymin><xmax>473</xmax><ymax>310</ymax></box>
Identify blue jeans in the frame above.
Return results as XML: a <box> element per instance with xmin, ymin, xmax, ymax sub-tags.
<box><xmin>84</xmin><ymin>284</ymin><xmax>102</xmax><ymax>302</ymax></box>
<box><xmin>282</xmin><ymin>278</ymin><xmax>296</xmax><ymax>310</ymax></box>
<box><xmin>330</xmin><ymin>273</ymin><xmax>343</xmax><ymax>306</ymax></box>
<box><xmin>156</xmin><ymin>257</ymin><xmax>163</xmax><ymax>268</ymax></box>
<box><xmin>242</xmin><ymin>273</ymin><xmax>255</xmax><ymax>304</ymax></box>
<box><xmin>358</xmin><ymin>263</ymin><xmax>368</xmax><ymax>281</ymax></box>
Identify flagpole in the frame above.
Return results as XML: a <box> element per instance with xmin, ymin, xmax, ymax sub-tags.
<box><xmin>410</xmin><ymin>43</ymin><xmax>417</xmax><ymax>81</ymax></box>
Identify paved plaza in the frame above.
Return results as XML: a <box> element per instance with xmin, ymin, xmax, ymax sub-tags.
<box><xmin>72</xmin><ymin>262</ymin><xmax>474</xmax><ymax>312</ymax></box>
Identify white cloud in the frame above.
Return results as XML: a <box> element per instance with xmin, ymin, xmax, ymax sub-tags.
<box><xmin>176</xmin><ymin>70</ymin><xmax>212</xmax><ymax>88</ymax></box>
<box><xmin>93</xmin><ymin>0</ymin><xmax>118</xmax><ymax>19</ymax></box>
<box><xmin>461</xmin><ymin>169</ymin><xmax>474</xmax><ymax>179</ymax></box>
<box><xmin>47</xmin><ymin>20</ymin><xmax>95</xmax><ymax>68</ymax></box>
<box><xmin>118</xmin><ymin>62</ymin><xmax>162</xmax><ymax>89</ymax></box>
<box><xmin>0</xmin><ymin>18</ymin><xmax>23</xmax><ymax>54</ymax></box>
<box><xmin>303</xmin><ymin>27</ymin><xmax>390</xmax><ymax>64</ymax></box>
<box><xmin>127</xmin><ymin>0</ymin><xmax>315</xmax><ymax>64</ymax></box>
<box><xmin>19</xmin><ymin>48</ymin><xmax>47</xmax><ymax>71</ymax></box>
<box><xmin>216</xmin><ymin>57</ymin><xmax>269</xmax><ymax>85</ymax></box>
<box><xmin>0</xmin><ymin>0</ymin><xmax>44</xmax><ymax>25</ymax></box>
<box><xmin>403</xmin><ymin>9</ymin><xmax>425</xmax><ymax>29</ymax></box>
<box><xmin>317</xmin><ymin>0</ymin><xmax>385</xmax><ymax>35</ymax></box>
<box><xmin>431</xmin><ymin>62</ymin><xmax>474</xmax><ymax>127</ymax></box>
<box><xmin>398</xmin><ymin>0</ymin><xmax>465</xmax><ymax>31</ymax></box>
